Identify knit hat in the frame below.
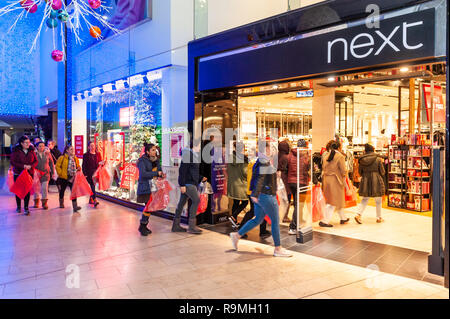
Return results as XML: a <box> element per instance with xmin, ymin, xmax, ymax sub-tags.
<box><xmin>297</xmin><ymin>139</ymin><xmax>307</xmax><ymax>148</ymax></box>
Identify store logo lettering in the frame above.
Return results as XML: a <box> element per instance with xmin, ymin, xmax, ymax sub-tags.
<box><xmin>327</xmin><ymin>21</ymin><xmax>424</xmax><ymax>63</ymax></box>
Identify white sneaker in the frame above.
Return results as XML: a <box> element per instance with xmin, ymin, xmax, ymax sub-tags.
<box><xmin>288</xmin><ymin>229</ymin><xmax>296</xmax><ymax>235</ymax></box>
<box><xmin>273</xmin><ymin>249</ymin><xmax>293</xmax><ymax>258</ymax></box>
<box><xmin>230</xmin><ymin>232</ymin><xmax>240</xmax><ymax>251</ymax></box>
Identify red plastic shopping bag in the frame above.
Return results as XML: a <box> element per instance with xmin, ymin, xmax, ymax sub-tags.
<box><xmin>10</xmin><ymin>170</ymin><xmax>33</xmax><ymax>199</ymax></box>
<box><xmin>6</xmin><ymin>167</ymin><xmax>14</xmax><ymax>191</ymax></box>
<box><xmin>71</xmin><ymin>171</ymin><xmax>93</xmax><ymax>200</ymax></box>
<box><xmin>311</xmin><ymin>184</ymin><xmax>326</xmax><ymax>222</ymax></box>
<box><xmin>344</xmin><ymin>176</ymin><xmax>357</xmax><ymax>208</ymax></box>
<box><xmin>96</xmin><ymin>165</ymin><xmax>111</xmax><ymax>191</ymax></box>
<box><xmin>196</xmin><ymin>193</ymin><xmax>208</xmax><ymax>215</ymax></box>
<box><xmin>144</xmin><ymin>179</ymin><xmax>172</xmax><ymax>212</ymax></box>
<box><xmin>30</xmin><ymin>170</ymin><xmax>43</xmax><ymax>195</ymax></box>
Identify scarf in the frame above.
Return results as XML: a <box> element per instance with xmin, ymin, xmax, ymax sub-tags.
<box><xmin>68</xmin><ymin>156</ymin><xmax>77</xmax><ymax>178</ymax></box>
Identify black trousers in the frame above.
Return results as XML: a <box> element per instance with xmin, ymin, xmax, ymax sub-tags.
<box><xmin>239</xmin><ymin>195</ymin><xmax>267</xmax><ymax>234</ymax></box>
<box><xmin>231</xmin><ymin>199</ymin><xmax>249</xmax><ymax>220</ymax></box>
<box><xmin>86</xmin><ymin>176</ymin><xmax>96</xmax><ymax>201</ymax></box>
<box><xmin>14</xmin><ymin>175</ymin><xmax>30</xmax><ymax>209</ymax></box>
<box><xmin>58</xmin><ymin>178</ymin><xmax>77</xmax><ymax>203</ymax></box>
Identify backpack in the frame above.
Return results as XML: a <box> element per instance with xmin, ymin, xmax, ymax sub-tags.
<box><xmin>249</xmin><ymin>159</ymin><xmax>261</xmax><ymax>193</ymax></box>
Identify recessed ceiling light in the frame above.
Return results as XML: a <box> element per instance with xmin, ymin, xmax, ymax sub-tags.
<box><xmin>400</xmin><ymin>67</ymin><xmax>409</xmax><ymax>73</ymax></box>
<box><xmin>328</xmin><ymin>77</ymin><xmax>335</xmax><ymax>82</ymax></box>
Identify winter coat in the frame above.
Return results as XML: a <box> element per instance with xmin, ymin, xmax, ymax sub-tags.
<box><xmin>55</xmin><ymin>154</ymin><xmax>80</xmax><ymax>181</ymax></box>
<box><xmin>246</xmin><ymin>160</ymin><xmax>256</xmax><ymax>196</ymax></box>
<box><xmin>178</xmin><ymin>148</ymin><xmax>203</xmax><ymax>187</ymax></box>
<box><xmin>251</xmin><ymin>157</ymin><xmax>277</xmax><ymax>198</ymax></box>
<box><xmin>35</xmin><ymin>151</ymin><xmax>55</xmax><ymax>182</ymax></box>
<box><xmin>358</xmin><ymin>152</ymin><xmax>385</xmax><ymax>197</ymax></box>
<box><xmin>82</xmin><ymin>152</ymin><xmax>102</xmax><ymax>179</ymax></box>
<box><xmin>322</xmin><ymin>151</ymin><xmax>347</xmax><ymax>209</ymax></box>
<box><xmin>227</xmin><ymin>153</ymin><xmax>248</xmax><ymax>200</ymax></box>
<box><xmin>277</xmin><ymin>140</ymin><xmax>291</xmax><ymax>195</ymax></box>
<box><xmin>10</xmin><ymin>144</ymin><xmax>38</xmax><ymax>176</ymax></box>
<box><xmin>287</xmin><ymin>148</ymin><xmax>310</xmax><ymax>186</ymax></box>
<box><xmin>137</xmin><ymin>154</ymin><xmax>162</xmax><ymax>195</ymax></box>
<box><xmin>50</xmin><ymin>147</ymin><xmax>62</xmax><ymax>163</ymax></box>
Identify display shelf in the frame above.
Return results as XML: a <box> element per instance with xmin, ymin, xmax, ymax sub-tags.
<box><xmin>407</xmin><ymin>167</ymin><xmax>430</xmax><ymax>170</ymax></box>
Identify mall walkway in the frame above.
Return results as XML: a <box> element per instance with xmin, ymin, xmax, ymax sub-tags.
<box><xmin>0</xmin><ymin>187</ymin><xmax>448</xmax><ymax>299</ymax></box>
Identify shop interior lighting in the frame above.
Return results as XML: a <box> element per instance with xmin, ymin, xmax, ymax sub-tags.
<box><xmin>129</xmin><ymin>74</ymin><xmax>144</xmax><ymax>87</ymax></box>
<box><xmin>400</xmin><ymin>67</ymin><xmax>409</xmax><ymax>73</ymax></box>
<box><xmin>147</xmin><ymin>70</ymin><xmax>162</xmax><ymax>81</ymax></box>
<box><xmin>328</xmin><ymin>77</ymin><xmax>336</xmax><ymax>82</ymax></box>
<box><xmin>103</xmin><ymin>83</ymin><xmax>113</xmax><ymax>92</ymax></box>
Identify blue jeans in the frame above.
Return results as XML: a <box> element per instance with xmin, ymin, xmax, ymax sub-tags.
<box><xmin>238</xmin><ymin>194</ymin><xmax>281</xmax><ymax>247</ymax></box>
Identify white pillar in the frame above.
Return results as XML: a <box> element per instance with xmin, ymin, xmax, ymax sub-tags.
<box><xmin>312</xmin><ymin>82</ymin><xmax>335</xmax><ymax>152</ymax></box>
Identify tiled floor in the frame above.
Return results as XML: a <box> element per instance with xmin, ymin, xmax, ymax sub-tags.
<box><xmin>0</xmin><ymin>186</ymin><xmax>448</xmax><ymax>299</ymax></box>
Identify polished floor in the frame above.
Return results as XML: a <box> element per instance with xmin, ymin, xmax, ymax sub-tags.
<box><xmin>0</xmin><ymin>187</ymin><xmax>448</xmax><ymax>299</ymax></box>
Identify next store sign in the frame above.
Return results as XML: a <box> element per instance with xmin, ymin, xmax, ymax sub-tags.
<box><xmin>198</xmin><ymin>9</ymin><xmax>435</xmax><ymax>91</ymax></box>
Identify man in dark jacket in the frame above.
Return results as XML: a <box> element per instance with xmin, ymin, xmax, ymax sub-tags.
<box><xmin>10</xmin><ymin>136</ymin><xmax>38</xmax><ymax>215</ymax></box>
<box><xmin>82</xmin><ymin>141</ymin><xmax>104</xmax><ymax>207</ymax></box>
<box><xmin>355</xmin><ymin>144</ymin><xmax>385</xmax><ymax>224</ymax></box>
<box><xmin>172</xmin><ymin>142</ymin><xmax>207</xmax><ymax>234</ymax></box>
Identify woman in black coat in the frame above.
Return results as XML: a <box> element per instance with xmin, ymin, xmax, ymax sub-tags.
<box><xmin>136</xmin><ymin>143</ymin><xmax>163</xmax><ymax>236</ymax></box>
<box><xmin>82</xmin><ymin>141</ymin><xmax>104</xmax><ymax>207</ymax></box>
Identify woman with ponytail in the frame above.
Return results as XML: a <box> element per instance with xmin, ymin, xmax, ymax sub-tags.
<box><xmin>319</xmin><ymin>140</ymin><xmax>349</xmax><ymax>227</ymax></box>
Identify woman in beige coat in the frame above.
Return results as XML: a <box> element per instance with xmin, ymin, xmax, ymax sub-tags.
<box><xmin>320</xmin><ymin>141</ymin><xmax>349</xmax><ymax>227</ymax></box>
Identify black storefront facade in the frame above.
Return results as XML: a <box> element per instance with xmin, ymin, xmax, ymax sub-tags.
<box><xmin>188</xmin><ymin>0</ymin><xmax>449</xmax><ymax>287</ymax></box>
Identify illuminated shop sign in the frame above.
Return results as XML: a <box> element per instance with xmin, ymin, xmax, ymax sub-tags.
<box><xmin>296</xmin><ymin>90</ymin><xmax>314</xmax><ymax>98</ymax></box>
<box><xmin>119</xmin><ymin>106</ymin><xmax>135</xmax><ymax>127</ymax></box>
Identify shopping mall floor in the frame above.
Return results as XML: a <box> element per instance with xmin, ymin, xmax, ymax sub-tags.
<box><xmin>0</xmin><ymin>182</ymin><xmax>448</xmax><ymax>299</ymax></box>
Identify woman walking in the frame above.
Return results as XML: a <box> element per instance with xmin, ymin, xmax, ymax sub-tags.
<box><xmin>277</xmin><ymin>139</ymin><xmax>291</xmax><ymax>223</ymax></box>
<box><xmin>320</xmin><ymin>140</ymin><xmax>349</xmax><ymax>227</ymax></box>
<box><xmin>136</xmin><ymin>143</ymin><xmax>163</xmax><ymax>236</ymax></box>
<box><xmin>355</xmin><ymin>144</ymin><xmax>385</xmax><ymax>224</ymax></box>
<box><xmin>82</xmin><ymin>141</ymin><xmax>103</xmax><ymax>208</ymax></box>
<box><xmin>227</xmin><ymin>142</ymin><xmax>249</xmax><ymax>227</ymax></box>
<box><xmin>55</xmin><ymin>145</ymin><xmax>82</xmax><ymax>213</ymax></box>
<box><xmin>10</xmin><ymin>136</ymin><xmax>37</xmax><ymax>215</ymax></box>
<box><xmin>230</xmin><ymin>140</ymin><xmax>292</xmax><ymax>257</ymax></box>
<box><xmin>34</xmin><ymin>142</ymin><xmax>55</xmax><ymax>210</ymax></box>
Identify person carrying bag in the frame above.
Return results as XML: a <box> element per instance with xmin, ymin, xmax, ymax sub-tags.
<box><xmin>55</xmin><ymin>145</ymin><xmax>82</xmax><ymax>213</ymax></box>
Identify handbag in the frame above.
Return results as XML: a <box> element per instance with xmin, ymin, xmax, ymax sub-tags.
<box><xmin>344</xmin><ymin>176</ymin><xmax>357</xmax><ymax>208</ymax></box>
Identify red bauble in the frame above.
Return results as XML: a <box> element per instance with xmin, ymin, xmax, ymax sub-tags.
<box><xmin>89</xmin><ymin>0</ymin><xmax>101</xmax><ymax>10</ymax></box>
<box><xmin>51</xmin><ymin>50</ymin><xmax>64</xmax><ymax>62</ymax></box>
<box><xmin>20</xmin><ymin>0</ymin><xmax>38</xmax><ymax>13</ymax></box>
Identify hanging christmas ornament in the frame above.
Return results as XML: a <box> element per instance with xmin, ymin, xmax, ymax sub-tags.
<box><xmin>49</xmin><ymin>9</ymin><xmax>58</xmax><ymax>19</ymax></box>
<box><xmin>88</xmin><ymin>0</ymin><xmax>102</xmax><ymax>10</ymax></box>
<box><xmin>51</xmin><ymin>0</ymin><xmax>62</xmax><ymax>11</ymax></box>
<box><xmin>20</xmin><ymin>0</ymin><xmax>37</xmax><ymax>13</ymax></box>
<box><xmin>89</xmin><ymin>26</ymin><xmax>101</xmax><ymax>38</ymax></box>
<box><xmin>51</xmin><ymin>50</ymin><xmax>64</xmax><ymax>62</ymax></box>
<box><xmin>57</xmin><ymin>9</ymin><xmax>69</xmax><ymax>22</ymax></box>
<box><xmin>46</xmin><ymin>18</ymin><xmax>58</xmax><ymax>29</ymax></box>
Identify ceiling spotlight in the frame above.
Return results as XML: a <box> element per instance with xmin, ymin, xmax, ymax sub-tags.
<box><xmin>123</xmin><ymin>81</ymin><xmax>129</xmax><ymax>88</ymax></box>
<box><xmin>80</xmin><ymin>94</ymin><xmax>85</xmax><ymax>100</ymax></box>
<box><xmin>112</xmin><ymin>84</ymin><xmax>117</xmax><ymax>91</ymax></box>
<box><xmin>400</xmin><ymin>67</ymin><xmax>409</xmax><ymax>73</ymax></box>
<box><xmin>99</xmin><ymin>88</ymin><xmax>104</xmax><ymax>94</ymax></box>
<box><xmin>328</xmin><ymin>77</ymin><xmax>335</xmax><ymax>82</ymax></box>
<box><xmin>143</xmin><ymin>76</ymin><xmax>149</xmax><ymax>84</ymax></box>
<box><xmin>74</xmin><ymin>95</ymin><xmax>78</xmax><ymax>101</ymax></box>
<box><xmin>87</xmin><ymin>91</ymin><xmax>92</xmax><ymax>97</ymax></box>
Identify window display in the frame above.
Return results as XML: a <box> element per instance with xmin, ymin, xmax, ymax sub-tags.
<box><xmin>87</xmin><ymin>71</ymin><xmax>162</xmax><ymax>204</ymax></box>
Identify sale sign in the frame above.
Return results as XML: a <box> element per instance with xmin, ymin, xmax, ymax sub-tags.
<box><xmin>120</xmin><ymin>163</ymin><xmax>139</xmax><ymax>190</ymax></box>
<box><xmin>422</xmin><ymin>84</ymin><xmax>445</xmax><ymax>123</ymax></box>
<box><xmin>74</xmin><ymin>135</ymin><xmax>84</xmax><ymax>159</ymax></box>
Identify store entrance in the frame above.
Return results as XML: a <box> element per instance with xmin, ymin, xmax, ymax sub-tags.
<box><xmin>197</xmin><ymin>63</ymin><xmax>446</xmax><ymax>260</ymax></box>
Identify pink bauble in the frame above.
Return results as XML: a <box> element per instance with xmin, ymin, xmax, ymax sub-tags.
<box><xmin>51</xmin><ymin>0</ymin><xmax>62</xmax><ymax>11</ymax></box>
<box><xmin>21</xmin><ymin>0</ymin><xmax>38</xmax><ymax>13</ymax></box>
<box><xmin>88</xmin><ymin>0</ymin><xmax>101</xmax><ymax>10</ymax></box>
<box><xmin>51</xmin><ymin>50</ymin><xmax>64</xmax><ymax>62</ymax></box>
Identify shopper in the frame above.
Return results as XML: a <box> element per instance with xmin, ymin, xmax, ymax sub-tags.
<box><xmin>47</xmin><ymin>139</ymin><xmax>61</xmax><ymax>190</ymax></box>
<box><xmin>136</xmin><ymin>143</ymin><xmax>163</xmax><ymax>236</ymax></box>
<box><xmin>238</xmin><ymin>157</ymin><xmax>270</xmax><ymax>239</ymax></box>
<box><xmin>277</xmin><ymin>139</ymin><xmax>291</xmax><ymax>223</ymax></box>
<box><xmin>320</xmin><ymin>140</ymin><xmax>349</xmax><ymax>227</ymax></box>
<box><xmin>355</xmin><ymin>143</ymin><xmax>386</xmax><ymax>224</ymax></box>
<box><xmin>286</xmin><ymin>139</ymin><xmax>310</xmax><ymax>235</ymax></box>
<box><xmin>34</xmin><ymin>142</ymin><xmax>54</xmax><ymax>210</ymax></box>
<box><xmin>82</xmin><ymin>141</ymin><xmax>103</xmax><ymax>208</ymax></box>
<box><xmin>230</xmin><ymin>140</ymin><xmax>292</xmax><ymax>257</ymax></box>
<box><xmin>10</xmin><ymin>135</ymin><xmax>38</xmax><ymax>215</ymax></box>
<box><xmin>55</xmin><ymin>145</ymin><xmax>82</xmax><ymax>213</ymax></box>
<box><xmin>171</xmin><ymin>141</ymin><xmax>207</xmax><ymax>234</ymax></box>
<box><xmin>227</xmin><ymin>142</ymin><xmax>249</xmax><ymax>227</ymax></box>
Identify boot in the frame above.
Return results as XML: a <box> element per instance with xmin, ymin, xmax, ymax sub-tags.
<box><xmin>171</xmin><ymin>218</ymin><xmax>186</xmax><ymax>232</ymax></box>
<box><xmin>59</xmin><ymin>198</ymin><xmax>64</xmax><ymax>208</ymax></box>
<box><xmin>93</xmin><ymin>200</ymin><xmax>99</xmax><ymax>208</ymax></box>
<box><xmin>89</xmin><ymin>197</ymin><xmax>94</xmax><ymax>205</ymax></box>
<box><xmin>187</xmin><ymin>215</ymin><xmax>202</xmax><ymax>235</ymax></box>
<box><xmin>72</xmin><ymin>200</ymin><xmax>81</xmax><ymax>213</ymax></box>
<box><xmin>33</xmin><ymin>199</ymin><xmax>40</xmax><ymax>208</ymax></box>
<box><xmin>138</xmin><ymin>223</ymin><xmax>152</xmax><ymax>236</ymax></box>
<box><xmin>42</xmin><ymin>199</ymin><xmax>48</xmax><ymax>210</ymax></box>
